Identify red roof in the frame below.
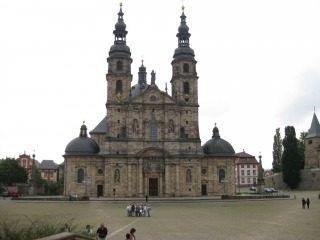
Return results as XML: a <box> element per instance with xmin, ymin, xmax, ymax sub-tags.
<box><xmin>235</xmin><ymin>151</ymin><xmax>258</xmax><ymax>164</ymax></box>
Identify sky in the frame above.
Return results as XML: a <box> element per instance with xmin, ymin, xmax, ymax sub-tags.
<box><xmin>0</xmin><ymin>0</ymin><xmax>319</xmax><ymax>169</ymax></box>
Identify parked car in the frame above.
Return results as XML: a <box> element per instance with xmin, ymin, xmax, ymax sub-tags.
<box><xmin>264</xmin><ymin>188</ymin><xmax>272</xmax><ymax>193</ymax></box>
<box><xmin>249</xmin><ymin>186</ymin><xmax>257</xmax><ymax>191</ymax></box>
<box><xmin>269</xmin><ymin>187</ymin><xmax>278</xmax><ymax>193</ymax></box>
<box><xmin>1</xmin><ymin>191</ymin><xmax>9</xmax><ymax>197</ymax></box>
<box><xmin>264</xmin><ymin>187</ymin><xmax>278</xmax><ymax>193</ymax></box>
<box><xmin>8</xmin><ymin>192</ymin><xmax>20</xmax><ymax>197</ymax></box>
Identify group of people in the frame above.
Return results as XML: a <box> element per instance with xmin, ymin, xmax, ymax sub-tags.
<box><xmin>127</xmin><ymin>203</ymin><xmax>151</xmax><ymax>217</ymax></box>
<box><xmin>94</xmin><ymin>224</ymin><xmax>136</xmax><ymax>240</ymax></box>
<box><xmin>302</xmin><ymin>197</ymin><xmax>311</xmax><ymax>209</ymax></box>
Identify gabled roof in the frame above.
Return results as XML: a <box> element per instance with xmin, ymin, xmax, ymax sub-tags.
<box><xmin>90</xmin><ymin>116</ymin><xmax>107</xmax><ymax>134</ymax></box>
<box><xmin>235</xmin><ymin>151</ymin><xmax>258</xmax><ymax>164</ymax></box>
<box><xmin>130</xmin><ymin>84</ymin><xmax>175</xmax><ymax>104</ymax></box>
<box><xmin>235</xmin><ymin>151</ymin><xmax>255</xmax><ymax>158</ymax></box>
<box><xmin>38</xmin><ymin>160</ymin><xmax>58</xmax><ymax>170</ymax></box>
<box><xmin>306</xmin><ymin>113</ymin><xmax>320</xmax><ymax>138</ymax></box>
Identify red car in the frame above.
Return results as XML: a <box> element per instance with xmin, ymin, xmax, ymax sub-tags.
<box><xmin>9</xmin><ymin>192</ymin><xmax>20</xmax><ymax>197</ymax></box>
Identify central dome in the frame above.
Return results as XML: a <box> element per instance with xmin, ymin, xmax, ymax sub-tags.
<box><xmin>65</xmin><ymin>123</ymin><xmax>100</xmax><ymax>155</ymax></box>
<box><xmin>202</xmin><ymin>125</ymin><xmax>235</xmax><ymax>156</ymax></box>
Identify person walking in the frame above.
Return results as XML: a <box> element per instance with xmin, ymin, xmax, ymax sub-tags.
<box><xmin>126</xmin><ymin>233</ymin><xmax>131</xmax><ymax>240</ymax></box>
<box><xmin>96</xmin><ymin>223</ymin><xmax>108</xmax><ymax>240</ymax></box>
<box><xmin>302</xmin><ymin>198</ymin><xmax>306</xmax><ymax>209</ymax></box>
<box><xmin>306</xmin><ymin>198</ymin><xmax>310</xmax><ymax>209</ymax></box>
<box><xmin>129</xmin><ymin>228</ymin><xmax>136</xmax><ymax>240</ymax></box>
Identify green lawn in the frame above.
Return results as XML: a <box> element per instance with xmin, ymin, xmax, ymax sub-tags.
<box><xmin>0</xmin><ymin>191</ymin><xmax>319</xmax><ymax>240</ymax></box>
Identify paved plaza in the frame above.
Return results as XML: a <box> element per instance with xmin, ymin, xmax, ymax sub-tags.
<box><xmin>0</xmin><ymin>191</ymin><xmax>319</xmax><ymax>240</ymax></box>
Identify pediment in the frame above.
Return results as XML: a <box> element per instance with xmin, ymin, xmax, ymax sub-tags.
<box><xmin>130</xmin><ymin>86</ymin><xmax>175</xmax><ymax>104</ymax></box>
<box><xmin>136</xmin><ymin>147</ymin><xmax>170</xmax><ymax>157</ymax></box>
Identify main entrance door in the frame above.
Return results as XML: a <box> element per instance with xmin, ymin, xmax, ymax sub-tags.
<box><xmin>201</xmin><ymin>184</ymin><xmax>207</xmax><ymax>196</ymax></box>
<box><xmin>149</xmin><ymin>178</ymin><xmax>158</xmax><ymax>196</ymax></box>
<box><xmin>97</xmin><ymin>185</ymin><xmax>103</xmax><ymax>197</ymax></box>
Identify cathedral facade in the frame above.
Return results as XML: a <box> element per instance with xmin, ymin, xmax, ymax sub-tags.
<box><xmin>64</xmin><ymin>5</ymin><xmax>236</xmax><ymax>197</ymax></box>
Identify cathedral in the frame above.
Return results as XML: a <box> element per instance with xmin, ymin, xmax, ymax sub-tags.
<box><xmin>64</xmin><ymin>5</ymin><xmax>236</xmax><ymax>197</ymax></box>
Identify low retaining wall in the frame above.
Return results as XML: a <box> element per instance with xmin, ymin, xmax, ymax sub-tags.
<box><xmin>36</xmin><ymin>232</ymin><xmax>93</xmax><ymax>240</ymax></box>
<box><xmin>222</xmin><ymin>194</ymin><xmax>290</xmax><ymax>200</ymax></box>
<box><xmin>265</xmin><ymin>169</ymin><xmax>320</xmax><ymax>190</ymax></box>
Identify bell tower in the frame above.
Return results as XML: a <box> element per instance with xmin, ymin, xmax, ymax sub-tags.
<box><xmin>106</xmin><ymin>3</ymin><xmax>132</xmax><ymax>104</ymax></box>
<box><xmin>171</xmin><ymin>6</ymin><xmax>198</xmax><ymax>106</ymax></box>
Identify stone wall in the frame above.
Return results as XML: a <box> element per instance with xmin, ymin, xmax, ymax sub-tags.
<box><xmin>265</xmin><ymin>169</ymin><xmax>320</xmax><ymax>190</ymax></box>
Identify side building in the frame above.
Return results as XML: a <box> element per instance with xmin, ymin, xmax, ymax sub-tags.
<box><xmin>305</xmin><ymin>112</ymin><xmax>320</xmax><ymax>169</ymax></box>
<box><xmin>64</xmin><ymin>5</ymin><xmax>236</xmax><ymax>197</ymax></box>
<box><xmin>235</xmin><ymin>151</ymin><xmax>259</xmax><ymax>189</ymax></box>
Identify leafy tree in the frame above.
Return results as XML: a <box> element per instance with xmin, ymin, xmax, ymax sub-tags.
<box><xmin>282</xmin><ymin>126</ymin><xmax>301</xmax><ymax>188</ymax></box>
<box><xmin>0</xmin><ymin>158</ymin><xmax>28</xmax><ymax>186</ymax></box>
<box><xmin>272</xmin><ymin>128</ymin><xmax>283</xmax><ymax>172</ymax></box>
<box><xmin>44</xmin><ymin>181</ymin><xmax>60</xmax><ymax>195</ymax></box>
<box><xmin>297</xmin><ymin>132</ymin><xmax>307</xmax><ymax>169</ymax></box>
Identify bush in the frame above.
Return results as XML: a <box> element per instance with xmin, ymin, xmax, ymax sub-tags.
<box><xmin>0</xmin><ymin>218</ymin><xmax>78</xmax><ymax>240</ymax></box>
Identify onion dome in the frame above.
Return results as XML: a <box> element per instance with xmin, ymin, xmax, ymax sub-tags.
<box><xmin>173</xmin><ymin>6</ymin><xmax>195</xmax><ymax>61</ymax></box>
<box><xmin>65</xmin><ymin>122</ymin><xmax>100</xmax><ymax>155</ymax></box>
<box><xmin>202</xmin><ymin>124</ymin><xmax>235</xmax><ymax>156</ymax></box>
<box><xmin>109</xmin><ymin>3</ymin><xmax>131</xmax><ymax>57</ymax></box>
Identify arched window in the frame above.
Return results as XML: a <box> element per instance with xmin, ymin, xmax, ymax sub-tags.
<box><xmin>116</xmin><ymin>80</ymin><xmax>122</xmax><ymax>93</ymax></box>
<box><xmin>132</xmin><ymin>119</ymin><xmax>139</xmax><ymax>135</ymax></box>
<box><xmin>114</xmin><ymin>169</ymin><xmax>120</xmax><ymax>184</ymax></box>
<box><xmin>183</xmin><ymin>63</ymin><xmax>189</xmax><ymax>73</ymax></box>
<box><xmin>77</xmin><ymin>169</ymin><xmax>84</xmax><ymax>183</ymax></box>
<box><xmin>186</xmin><ymin>169</ymin><xmax>192</xmax><ymax>183</ymax></box>
<box><xmin>183</xmin><ymin>82</ymin><xmax>190</xmax><ymax>94</ymax></box>
<box><xmin>116</xmin><ymin>61</ymin><xmax>123</xmax><ymax>71</ymax></box>
<box><xmin>219</xmin><ymin>169</ymin><xmax>225</xmax><ymax>183</ymax></box>
<box><xmin>180</xmin><ymin>127</ymin><xmax>186</xmax><ymax>138</ymax></box>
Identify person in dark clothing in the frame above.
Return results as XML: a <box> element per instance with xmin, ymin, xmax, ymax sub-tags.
<box><xmin>130</xmin><ymin>228</ymin><xmax>136</xmax><ymax>240</ymax></box>
<box><xmin>96</xmin><ymin>224</ymin><xmax>108</xmax><ymax>240</ymax></box>
<box><xmin>306</xmin><ymin>198</ymin><xmax>310</xmax><ymax>209</ymax></box>
<box><xmin>126</xmin><ymin>233</ymin><xmax>131</xmax><ymax>240</ymax></box>
<box><xmin>145</xmin><ymin>195</ymin><xmax>148</xmax><ymax>202</ymax></box>
<box><xmin>302</xmin><ymin>198</ymin><xmax>306</xmax><ymax>209</ymax></box>
<box><xmin>131</xmin><ymin>203</ymin><xmax>135</xmax><ymax>217</ymax></box>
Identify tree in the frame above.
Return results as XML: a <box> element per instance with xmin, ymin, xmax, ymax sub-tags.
<box><xmin>34</xmin><ymin>169</ymin><xmax>46</xmax><ymax>188</ymax></box>
<box><xmin>272</xmin><ymin>128</ymin><xmax>283</xmax><ymax>173</ymax></box>
<box><xmin>0</xmin><ymin>158</ymin><xmax>28</xmax><ymax>186</ymax></box>
<box><xmin>297</xmin><ymin>132</ymin><xmax>307</xmax><ymax>169</ymax></box>
<box><xmin>282</xmin><ymin>126</ymin><xmax>301</xmax><ymax>189</ymax></box>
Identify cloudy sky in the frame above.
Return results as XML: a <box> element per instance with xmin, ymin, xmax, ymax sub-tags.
<box><xmin>0</xmin><ymin>0</ymin><xmax>319</xmax><ymax>169</ymax></box>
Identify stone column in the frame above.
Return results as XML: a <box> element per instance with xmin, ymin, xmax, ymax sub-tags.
<box><xmin>175</xmin><ymin>164</ymin><xmax>180</xmax><ymax>196</ymax></box>
<box><xmin>165</xmin><ymin>163</ymin><xmax>170</xmax><ymax>196</ymax></box>
<box><xmin>128</xmin><ymin>163</ymin><xmax>131</xmax><ymax>196</ymax></box>
<box><xmin>138</xmin><ymin>159</ymin><xmax>143</xmax><ymax>197</ymax></box>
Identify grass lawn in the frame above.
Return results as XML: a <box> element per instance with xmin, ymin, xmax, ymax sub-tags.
<box><xmin>0</xmin><ymin>191</ymin><xmax>319</xmax><ymax>240</ymax></box>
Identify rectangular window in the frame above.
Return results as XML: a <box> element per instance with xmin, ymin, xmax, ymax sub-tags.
<box><xmin>241</xmin><ymin>178</ymin><xmax>245</xmax><ymax>183</ymax></box>
<box><xmin>247</xmin><ymin>164</ymin><xmax>250</xmax><ymax>168</ymax></box>
<box><xmin>253</xmin><ymin>170</ymin><xmax>256</xmax><ymax>175</ymax></box>
<box><xmin>247</xmin><ymin>170</ymin><xmax>250</xmax><ymax>175</ymax></box>
<box><xmin>150</xmin><ymin>123</ymin><xmax>157</xmax><ymax>141</ymax></box>
<box><xmin>253</xmin><ymin>178</ymin><xmax>257</xmax><ymax>184</ymax></box>
<box><xmin>247</xmin><ymin>178</ymin><xmax>251</xmax><ymax>183</ymax></box>
<box><xmin>241</xmin><ymin>170</ymin><xmax>244</xmax><ymax>175</ymax></box>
